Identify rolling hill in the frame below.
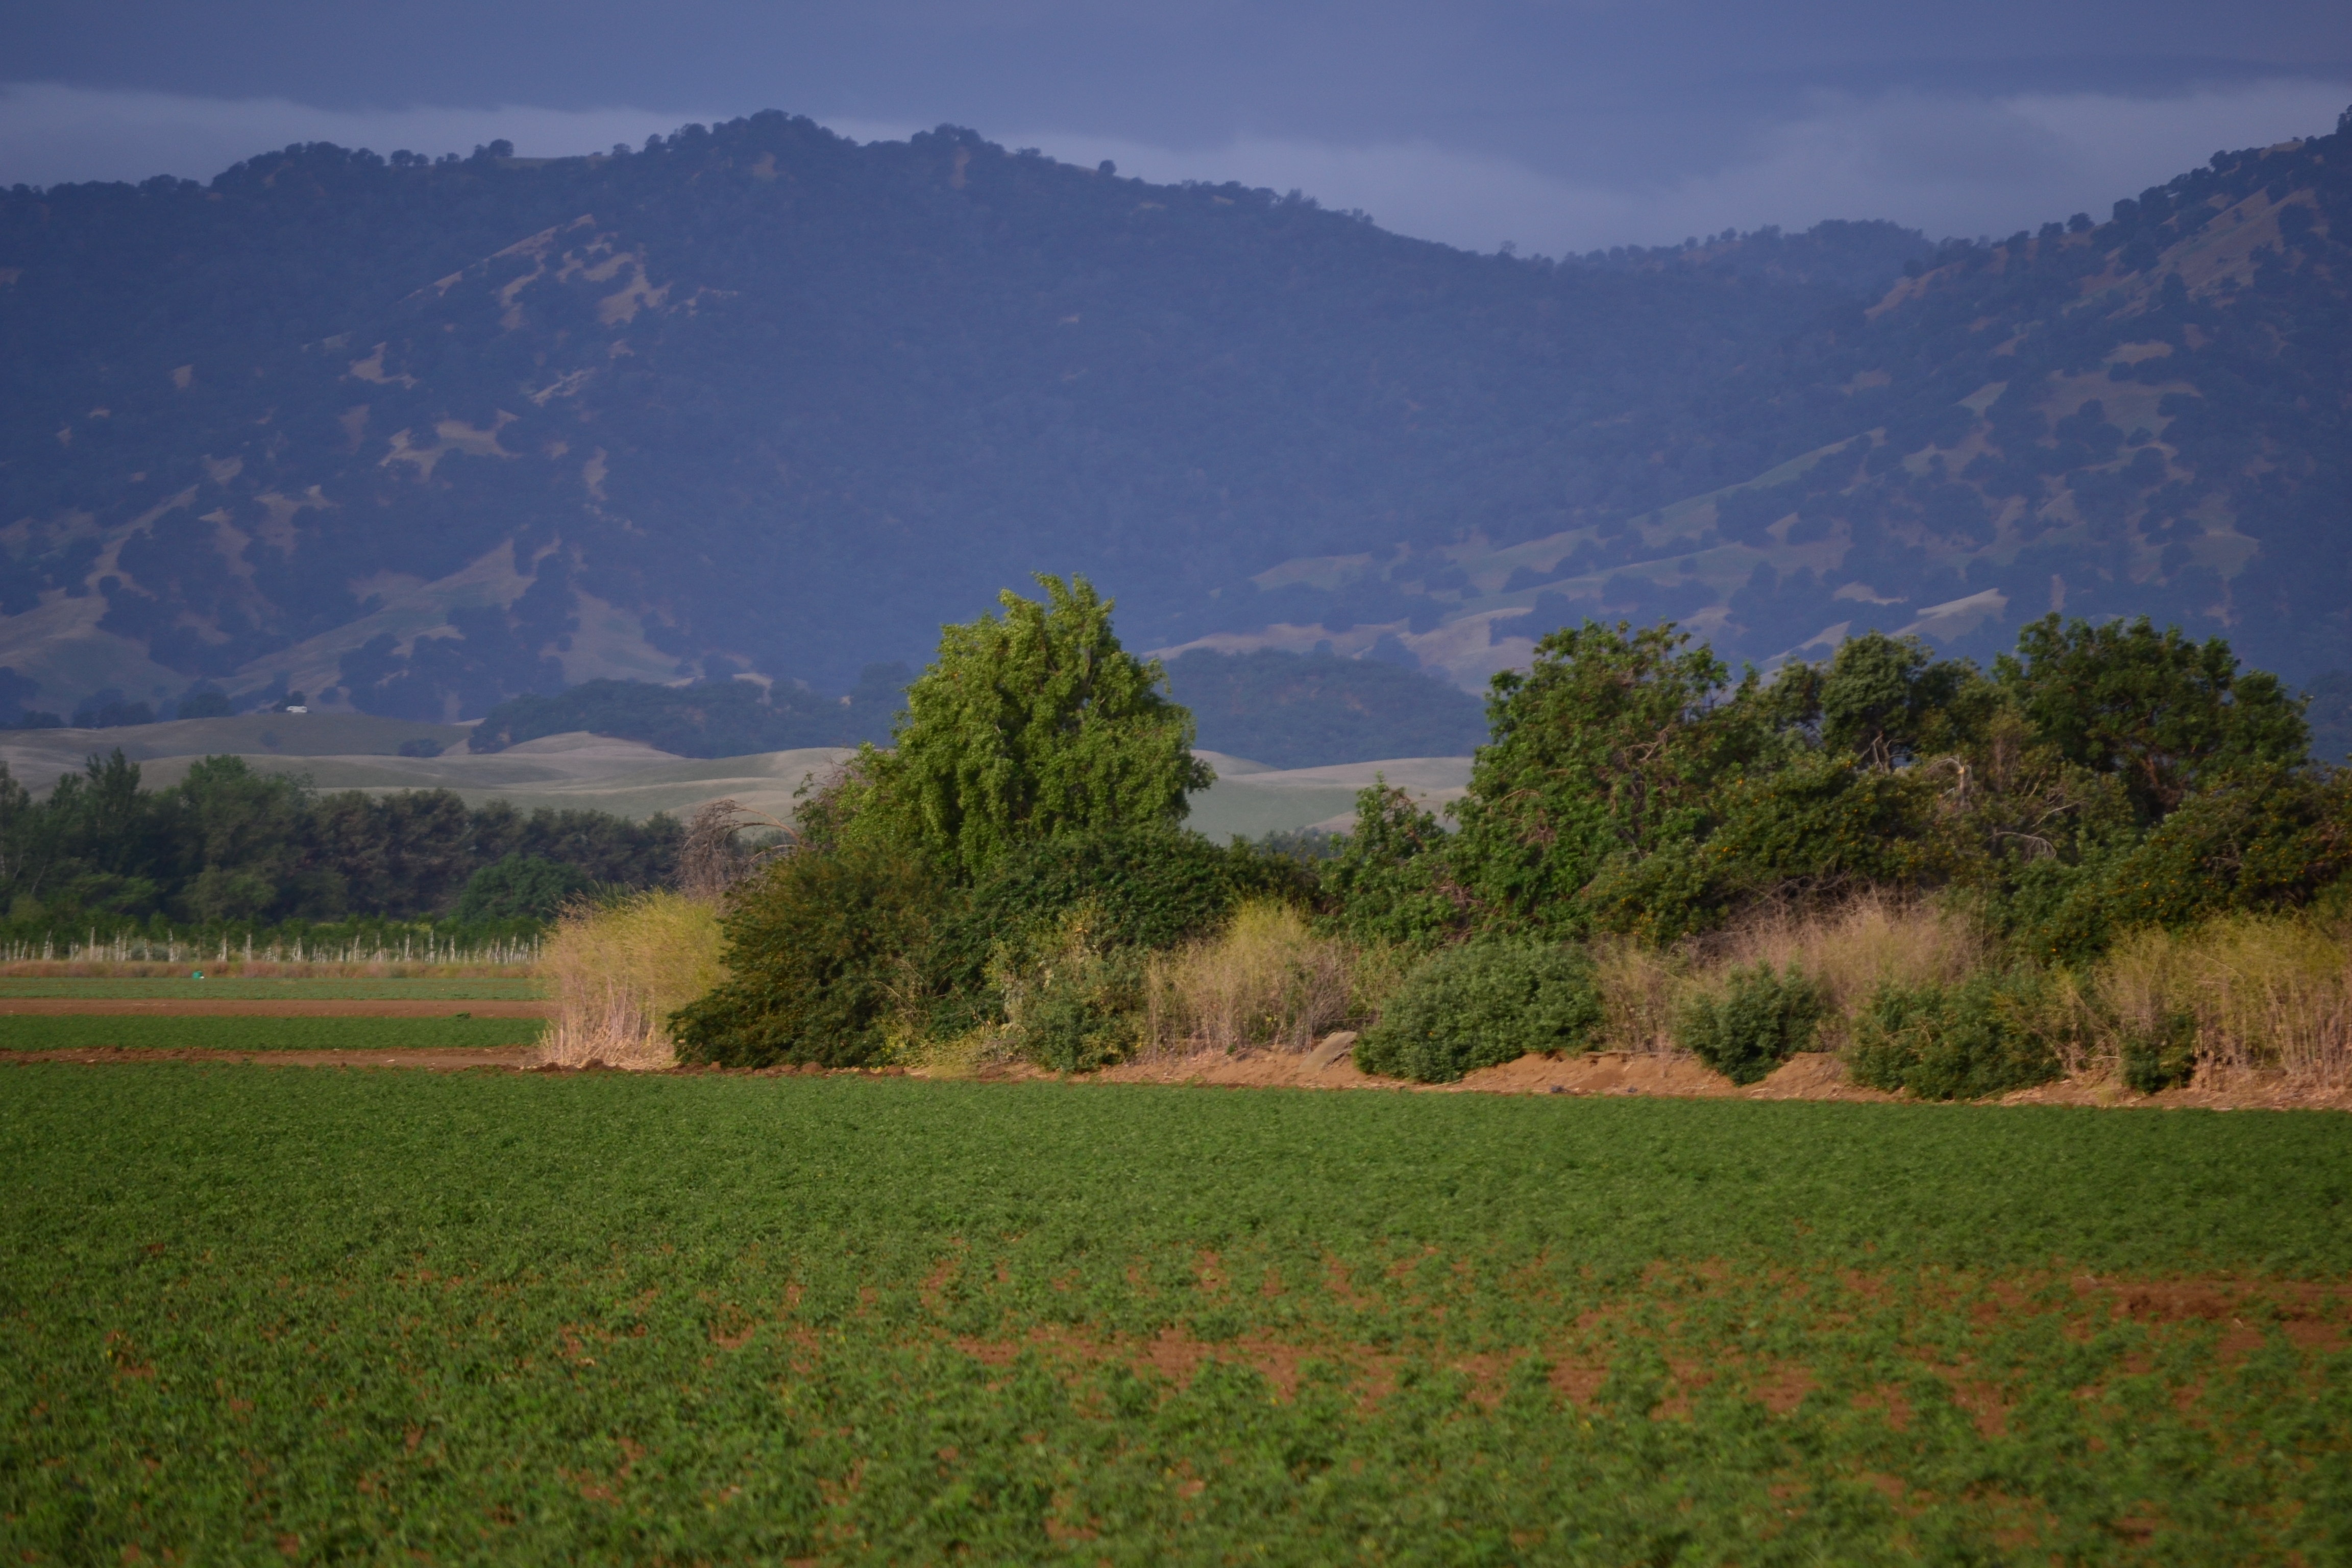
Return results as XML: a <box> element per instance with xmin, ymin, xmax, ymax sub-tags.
<box><xmin>3</xmin><ymin>105</ymin><xmax>2347</xmax><ymax>725</ymax></box>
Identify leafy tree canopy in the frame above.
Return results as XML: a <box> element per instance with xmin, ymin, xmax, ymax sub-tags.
<box><xmin>1997</xmin><ymin>614</ymin><xmax>2309</xmax><ymax>821</ymax></box>
<box><xmin>1448</xmin><ymin>621</ymin><xmax>1769</xmax><ymax>929</ymax></box>
<box><xmin>854</xmin><ymin>575</ymin><xmax>1213</xmax><ymax>879</ymax></box>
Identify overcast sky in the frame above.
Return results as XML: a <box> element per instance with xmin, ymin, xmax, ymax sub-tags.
<box><xmin>5</xmin><ymin>1</ymin><xmax>2348</xmax><ymax>254</ymax></box>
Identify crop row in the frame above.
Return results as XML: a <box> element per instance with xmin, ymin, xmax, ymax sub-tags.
<box><xmin>2</xmin><ymin>1069</ymin><xmax>2345</xmax><ymax>1561</ymax></box>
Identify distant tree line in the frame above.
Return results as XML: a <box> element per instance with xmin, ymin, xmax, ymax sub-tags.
<box><xmin>0</xmin><ymin>753</ymin><xmax>678</xmax><ymax>933</ymax></box>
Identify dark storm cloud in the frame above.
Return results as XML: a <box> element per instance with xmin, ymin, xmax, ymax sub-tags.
<box><xmin>4</xmin><ymin>1</ymin><xmax>2348</xmax><ymax>250</ymax></box>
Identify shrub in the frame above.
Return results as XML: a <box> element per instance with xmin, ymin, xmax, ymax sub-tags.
<box><xmin>926</xmin><ymin>826</ymin><xmax>1293</xmax><ymax>1004</ymax></box>
<box><xmin>670</xmin><ymin>846</ymin><xmax>945</xmax><ymax>1068</ymax></box>
<box><xmin>1676</xmin><ymin>964</ymin><xmax>1827</xmax><ymax>1085</ymax></box>
<box><xmin>453</xmin><ymin>853</ymin><xmax>591</xmax><ymax>923</ymax></box>
<box><xmin>2119</xmin><ymin>1010</ymin><xmax>2199</xmax><ymax>1094</ymax></box>
<box><xmin>1846</xmin><ymin>971</ymin><xmax>2065</xmax><ymax>1099</ymax></box>
<box><xmin>995</xmin><ymin>906</ymin><xmax>1149</xmax><ymax>1072</ymax></box>
<box><xmin>1354</xmin><ymin>942</ymin><xmax>1602</xmax><ymax>1083</ymax></box>
<box><xmin>536</xmin><ymin>890</ymin><xmax>724</xmax><ymax>1069</ymax></box>
<box><xmin>1145</xmin><ymin>900</ymin><xmax>1356</xmax><ymax>1054</ymax></box>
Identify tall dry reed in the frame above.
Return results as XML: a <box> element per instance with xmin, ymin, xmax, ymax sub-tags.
<box><xmin>1703</xmin><ymin>894</ymin><xmax>1982</xmax><ymax>1050</ymax></box>
<box><xmin>1589</xmin><ymin>937</ymin><xmax>1681</xmax><ymax>1055</ymax></box>
<box><xmin>533</xmin><ymin>890</ymin><xmax>725</xmax><ymax>1069</ymax></box>
<box><xmin>1145</xmin><ymin>901</ymin><xmax>1364</xmax><ymax>1054</ymax></box>
<box><xmin>1589</xmin><ymin>894</ymin><xmax>1987</xmax><ymax>1056</ymax></box>
<box><xmin>2091</xmin><ymin>916</ymin><xmax>2352</xmax><ymax>1088</ymax></box>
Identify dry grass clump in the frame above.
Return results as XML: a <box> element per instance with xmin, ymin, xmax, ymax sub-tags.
<box><xmin>1706</xmin><ymin>894</ymin><xmax>1983</xmax><ymax>1023</ymax></box>
<box><xmin>533</xmin><ymin>890</ymin><xmax>725</xmax><ymax>1070</ymax></box>
<box><xmin>2091</xmin><ymin>916</ymin><xmax>2352</xmax><ymax>1088</ymax></box>
<box><xmin>1145</xmin><ymin>901</ymin><xmax>1385</xmax><ymax>1055</ymax></box>
<box><xmin>1581</xmin><ymin>896</ymin><xmax>2351</xmax><ymax>1092</ymax></box>
<box><xmin>1589</xmin><ymin>938</ymin><xmax>1681</xmax><ymax>1055</ymax></box>
<box><xmin>1589</xmin><ymin>894</ymin><xmax>1986</xmax><ymax>1056</ymax></box>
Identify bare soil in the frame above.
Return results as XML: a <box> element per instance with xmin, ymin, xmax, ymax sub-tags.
<box><xmin>1081</xmin><ymin>1048</ymin><xmax>1898</xmax><ymax>1101</ymax></box>
<box><xmin>2</xmin><ymin>1045</ymin><xmax>534</xmax><ymax>1069</ymax></box>
<box><xmin>0</xmin><ymin>998</ymin><xmax>550</xmax><ymax>1017</ymax></box>
<box><xmin>12</xmin><ymin>1034</ymin><xmax>2347</xmax><ymax>1110</ymax></box>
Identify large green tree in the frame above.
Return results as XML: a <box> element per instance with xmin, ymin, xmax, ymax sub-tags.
<box><xmin>1997</xmin><ymin>615</ymin><xmax>2309</xmax><ymax>822</ymax></box>
<box><xmin>1447</xmin><ymin>621</ymin><xmax>1774</xmax><ymax>932</ymax></box>
<box><xmin>854</xmin><ymin>575</ymin><xmax>1212</xmax><ymax>879</ymax></box>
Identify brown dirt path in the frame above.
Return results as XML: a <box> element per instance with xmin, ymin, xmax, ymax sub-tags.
<box><xmin>13</xmin><ymin>1036</ymin><xmax>2348</xmax><ymax>1110</ymax></box>
<box><xmin>1084</xmin><ymin>1047</ymin><xmax>1896</xmax><ymax>1101</ymax></box>
<box><xmin>3</xmin><ymin>1044</ymin><xmax>535</xmax><ymax>1069</ymax></box>
<box><xmin>0</xmin><ymin>998</ymin><xmax>550</xmax><ymax>1017</ymax></box>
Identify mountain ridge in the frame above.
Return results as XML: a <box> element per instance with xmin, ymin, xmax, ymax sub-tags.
<box><xmin>3</xmin><ymin>108</ymin><xmax>2346</xmax><ymax>720</ymax></box>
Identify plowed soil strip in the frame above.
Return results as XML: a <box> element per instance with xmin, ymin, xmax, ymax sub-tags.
<box><xmin>3</xmin><ymin>1045</ymin><xmax>535</xmax><ymax>1069</ymax></box>
<box><xmin>0</xmin><ymin>998</ymin><xmax>550</xmax><ymax>1017</ymax></box>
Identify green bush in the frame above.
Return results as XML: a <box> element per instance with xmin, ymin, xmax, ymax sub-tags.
<box><xmin>452</xmin><ymin>854</ymin><xmax>590</xmax><ymax>923</ymax></box>
<box><xmin>940</xmin><ymin>828</ymin><xmax>1314</xmax><ymax>1067</ymax></box>
<box><xmin>925</xmin><ymin>826</ymin><xmax>1304</xmax><ymax>1002</ymax></box>
<box><xmin>999</xmin><ymin>924</ymin><xmax>1149</xmax><ymax>1073</ymax></box>
<box><xmin>1676</xmin><ymin>964</ymin><xmax>1827</xmax><ymax>1085</ymax></box>
<box><xmin>1354</xmin><ymin>942</ymin><xmax>1601</xmax><ymax>1083</ymax></box>
<box><xmin>1846</xmin><ymin>972</ymin><xmax>2064</xmax><ymax>1100</ymax></box>
<box><xmin>2119</xmin><ymin>1010</ymin><xmax>2199</xmax><ymax>1094</ymax></box>
<box><xmin>670</xmin><ymin>846</ymin><xmax>945</xmax><ymax>1068</ymax></box>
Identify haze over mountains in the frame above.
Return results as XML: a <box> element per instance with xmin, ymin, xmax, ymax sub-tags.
<box><xmin>3</xmin><ymin>104</ymin><xmax>2348</xmax><ymax>729</ymax></box>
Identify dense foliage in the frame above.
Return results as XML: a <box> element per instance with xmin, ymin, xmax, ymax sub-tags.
<box><xmin>680</xmin><ymin>561</ymin><xmax>2352</xmax><ymax>1090</ymax></box>
<box><xmin>1846</xmin><ymin>972</ymin><xmax>2068</xmax><ymax>1101</ymax></box>
<box><xmin>0</xmin><ymin>751</ymin><xmax>677</xmax><ymax>931</ymax></box>
<box><xmin>1351</xmin><ymin>942</ymin><xmax>1602</xmax><ymax>1083</ymax></box>
<box><xmin>675</xmin><ymin>579</ymin><xmax>1259</xmax><ymax>1069</ymax></box>
<box><xmin>841</xmin><ymin>576</ymin><xmax>1211</xmax><ymax>880</ymax></box>
<box><xmin>1340</xmin><ymin>615</ymin><xmax>2343</xmax><ymax>958</ymax></box>
<box><xmin>7</xmin><ymin>109</ymin><xmax>2346</xmax><ymax>722</ymax></box>
<box><xmin>1675</xmin><ymin>964</ymin><xmax>1829</xmax><ymax>1085</ymax></box>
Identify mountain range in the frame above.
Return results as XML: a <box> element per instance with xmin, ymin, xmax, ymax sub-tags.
<box><xmin>3</xmin><ymin>105</ymin><xmax>2347</xmax><ymax>725</ymax></box>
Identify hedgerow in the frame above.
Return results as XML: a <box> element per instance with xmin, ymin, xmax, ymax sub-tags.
<box><xmin>674</xmin><ymin>582</ymin><xmax>2352</xmax><ymax>1093</ymax></box>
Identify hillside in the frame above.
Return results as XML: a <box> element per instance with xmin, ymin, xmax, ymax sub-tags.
<box><xmin>3</xmin><ymin>107</ymin><xmax>2347</xmax><ymax>723</ymax></box>
<box><xmin>1162</xmin><ymin>647</ymin><xmax>1486</xmax><ymax>767</ymax></box>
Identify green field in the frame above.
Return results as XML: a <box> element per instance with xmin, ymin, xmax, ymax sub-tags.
<box><xmin>0</xmin><ymin>1016</ymin><xmax>544</xmax><ymax>1052</ymax></box>
<box><xmin>2</xmin><ymin>1069</ymin><xmax>2347</xmax><ymax>1563</ymax></box>
<box><xmin>0</xmin><ymin>979</ymin><xmax>547</xmax><ymax>1001</ymax></box>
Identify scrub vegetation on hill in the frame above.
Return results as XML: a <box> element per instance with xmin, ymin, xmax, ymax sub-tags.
<box><xmin>1162</xmin><ymin>647</ymin><xmax>1488</xmax><ymax>766</ymax></box>
<box><xmin>3</xmin><ymin>108</ymin><xmax>2347</xmax><ymax>719</ymax></box>
<box><xmin>463</xmin><ymin>647</ymin><xmax>1488</xmax><ymax>770</ymax></box>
